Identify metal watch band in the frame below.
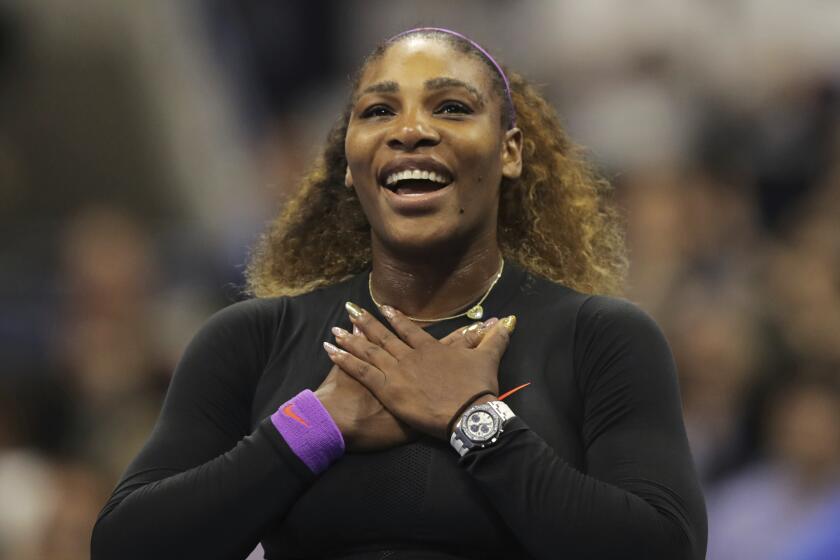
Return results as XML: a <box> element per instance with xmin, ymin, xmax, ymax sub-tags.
<box><xmin>449</xmin><ymin>400</ymin><xmax>515</xmax><ymax>457</ymax></box>
<box><xmin>488</xmin><ymin>400</ymin><xmax>515</xmax><ymax>422</ymax></box>
<box><xmin>450</xmin><ymin>431</ymin><xmax>471</xmax><ymax>457</ymax></box>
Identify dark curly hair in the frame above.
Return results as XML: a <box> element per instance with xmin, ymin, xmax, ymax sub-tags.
<box><xmin>246</xmin><ymin>30</ymin><xmax>627</xmax><ymax>297</ymax></box>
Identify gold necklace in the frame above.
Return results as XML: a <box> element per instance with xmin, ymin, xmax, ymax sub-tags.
<box><xmin>368</xmin><ymin>259</ymin><xmax>505</xmax><ymax>323</ymax></box>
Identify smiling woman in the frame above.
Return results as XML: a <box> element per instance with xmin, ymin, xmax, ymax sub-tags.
<box><xmin>246</xmin><ymin>28</ymin><xmax>626</xmax><ymax>299</ymax></box>
<box><xmin>91</xmin><ymin>28</ymin><xmax>707</xmax><ymax>560</ymax></box>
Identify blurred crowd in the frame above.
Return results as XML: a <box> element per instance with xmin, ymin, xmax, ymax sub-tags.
<box><xmin>1</xmin><ymin>1</ymin><xmax>838</xmax><ymax>559</ymax></box>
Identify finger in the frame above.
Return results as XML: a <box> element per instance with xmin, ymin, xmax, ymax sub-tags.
<box><xmin>323</xmin><ymin>341</ymin><xmax>388</xmax><ymax>396</ymax></box>
<box><xmin>378</xmin><ymin>305</ymin><xmax>437</xmax><ymax>349</ymax></box>
<box><xmin>477</xmin><ymin>315</ymin><xmax>516</xmax><ymax>362</ymax></box>
<box><xmin>353</xmin><ymin>325</ymin><xmax>367</xmax><ymax>340</ymax></box>
<box><xmin>331</xmin><ymin>326</ymin><xmax>398</xmax><ymax>372</ymax></box>
<box><xmin>440</xmin><ymin>321</ymin><xmax>485</xmax><ymax>348</ymax></box>
<box><xmin>346</xmin><ymin>302</ymin><xmax>411</xmax><ymax>358</ymax></box>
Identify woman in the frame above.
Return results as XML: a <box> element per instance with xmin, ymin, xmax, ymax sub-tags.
<box><xmin>92</xmin><ymin>28</ymin><xmax>707</xmax><ymax>559</ymax></box>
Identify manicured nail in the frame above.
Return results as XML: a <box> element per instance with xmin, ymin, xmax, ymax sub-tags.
<box><xmin>345</xmin><ymin>301</ymin><xmax>364</xmax><ymax>319</ymax></box>
<box><xmin>500</xmin><ymin>315</ymin><xmax>517</xmax><ymax>333</ymax></box>
<box><xmin>380</xmin><ymin>305</ymin><xmax>396</xmax><ymax>319</ymax></box>
<box><xmin>353</xmin><ymin>325</ymin><xmax>362</xmax><ymax>336</ymax></box>
<box><xmin>323</xmin><ymin>341</ymin><xmax>345</xmax><ymax>355</ymax></box>
<box><xmin>331</xmin><ymin>326</ymin><xmax>350</xmax><ymax>338</ymax></box>
<box><xmin>484</xmin><ymin>317</ymin><xmax>499</xmax><ymax>327</ymax></box>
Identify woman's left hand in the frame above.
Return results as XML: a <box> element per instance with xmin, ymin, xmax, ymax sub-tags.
<box><xmin>324</xmin><ymin>302</ymin><xmax>516</xmax><ymax>440</ymax></box>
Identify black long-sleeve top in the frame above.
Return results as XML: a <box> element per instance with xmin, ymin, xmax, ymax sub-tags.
<box><xmin>91</xmin><ymin>260</ymin><xmax>707</xmax><ymax>559</ymax></box>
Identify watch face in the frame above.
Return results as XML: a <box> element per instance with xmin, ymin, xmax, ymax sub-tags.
<box><xmin>463</xmin><ymin>409</ymin><xmax>498</xmax><ymax>443</ymax></box>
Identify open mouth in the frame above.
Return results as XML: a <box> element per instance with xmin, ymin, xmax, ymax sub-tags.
<box><xmin>382</xmin><ymin>169</ymin><xmax>453</xmax><ymax>196</ymax></box>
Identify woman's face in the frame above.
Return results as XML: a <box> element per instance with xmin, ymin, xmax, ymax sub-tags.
<box><xmin>345</xmin><ymin>36</ymin><xmax>522</xmax><ymax>255</ymax></box>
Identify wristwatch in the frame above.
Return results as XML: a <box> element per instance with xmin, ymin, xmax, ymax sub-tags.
<box><xmin>449</xmin><ymin>400</ymin><xmax>515</xmax><ymax>457</ymax></box>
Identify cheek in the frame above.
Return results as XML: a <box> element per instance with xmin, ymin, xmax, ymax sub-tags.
<box><xmin>344</xmin><ymin>130</ymin><xmax>375</xmax><ymax>180</ymax></box>
<box><xmin>456</xmin><ymin>136</ymin><xmax>503</xmax><ymax>190</ymax></box>
<box><xmin>458</xmin><ymin>126</ymin><xmax>502</xmax><ymax>163</ymax></box>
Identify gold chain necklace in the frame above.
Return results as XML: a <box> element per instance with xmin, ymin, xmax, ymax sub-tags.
<box><xmin>368</xmin><ymin>259</ymin><xmax>505</xmax><ymax>323</ymax></box>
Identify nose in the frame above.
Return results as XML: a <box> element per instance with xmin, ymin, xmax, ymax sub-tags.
<box><xmin>387</xmin><ymin>109</ymin><xmax>440</xmax><ymax>151</ymax></box>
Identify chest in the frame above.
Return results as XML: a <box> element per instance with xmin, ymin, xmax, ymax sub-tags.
<box><xmin>250</xmin><ymin>309</ymin><xmax>585</xmax><ymax>557</ymax></box>
<box><xmin>251</xmin><ymin>312</ymin><xmax>585</xmax><ymax>458</ymax></box>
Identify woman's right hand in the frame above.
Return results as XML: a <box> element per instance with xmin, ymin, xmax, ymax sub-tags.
<box><xmin>314</xmin><ymin>320</ymin><xmax>495</xmax><ymax>452</ymax></box>
<box><xmin>314</xmin><ymin>363</ymin><xmax>415</xmax><ymax>452</ymax></box>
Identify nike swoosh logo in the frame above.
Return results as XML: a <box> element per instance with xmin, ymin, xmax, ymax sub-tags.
<box><xmin>282</xmin><ymin>404</ymin><xmax>309</xmax><ymax>427</ymax></box>
<box><xmin>498</xmin><ymin>382</ymin><xmax>531</xmax><ymax>401</ymax></box>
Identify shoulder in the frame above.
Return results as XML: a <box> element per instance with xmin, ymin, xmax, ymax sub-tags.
<box><xmin>572</xmin><ymin>295</ymin><xmax>676</xmax><ymax>391</ymax></box>
<box><xmin>185</xmin><ymin>296</ymin><xmax>289</xmax><ymax>367</ymax></box>
<box><xmin>574</xmin><ymin>294</ymin><xmax>669</xmax><ymax>359</ymax></box>
<box><xmin>575</xmin><ymin>295</ymin><xmax>662</xmax><ymax>338</ymax></box>
<box><xmin>193</xmin><ymin>274</ymin><xmax>359</xmax><ymax>353</ymax></box>
<box><xmin>165</xmin><ymin>297</ymin><xmax>292</xmax><ymax>404</ymax></box>
<box><xmin>511</xmin><ymin>266</ymin><xmax>590</xmax><ymax>317</ymax></box>
<box><xmin>512</xmin><ymin>267</ymin><xmax>653</xmax><ymax>330</ymax></box>
<box><xmin>279</xmin><ymin>274</ymin><xmax>358</xmax><ymax>320</ymax></box>
<box><xmin>204</xmin><ymin>273</ymin><xmax>358</xmax><ymax>332</ymax></box>
<box><xmin>201</xmin><ymin>296</ymin><xmax>288</xmax><ymax>338</ymax></box>
<box><xmin>507</xmin><ymin>263</ymin><xmax>663</xmax><ymax>344</ymax></box>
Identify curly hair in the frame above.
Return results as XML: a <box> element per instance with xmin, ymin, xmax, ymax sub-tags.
<box><xmin>246</xmin><ymin>32</ymin><xmax>627</xmax><ymax>297</ymax></box>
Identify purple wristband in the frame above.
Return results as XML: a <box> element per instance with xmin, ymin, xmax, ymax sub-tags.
<box><xmin>270</xmin><ymin>389</ymin><xmax>345</xmax><ymax>474</ymax></box>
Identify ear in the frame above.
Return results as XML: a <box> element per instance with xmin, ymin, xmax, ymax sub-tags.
<box><xmin>501</xmin><ymin>127</ymin><xmax>523</xmax><ymax>180</ymax></box>
<box><xmin>344</xmin><ymin>166</ymin><xmax>354</xmax><ymax>188</ymax></box>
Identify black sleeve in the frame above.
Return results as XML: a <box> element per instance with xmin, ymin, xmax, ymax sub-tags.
<box><xmin>91</xmin><ymin>299</ymin><xmax>316</xmax><ymax>560</ymax></box>
<box><xmin>458</xmin><ymin>296</ymin><xmax>708</xmax><ymax>560</ymax></box>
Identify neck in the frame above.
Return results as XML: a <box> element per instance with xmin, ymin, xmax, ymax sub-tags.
<box><xmin>369</xmin><ymin>236</ymin><xmax>503</xmax><ymax>323</ymax></box>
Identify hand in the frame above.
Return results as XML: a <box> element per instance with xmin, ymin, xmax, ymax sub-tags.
<box><xmin>314</xmin><ymin>363</ymin><xmax>416</xmax><ymax>452</ymax></box>
<box><xmin>324</xmin><ymin>303</ymin><xmax>516</xmax><ymax>440</ymax></box>
<box><xmin>316</xmin><ymin>321</ymin><xmax>496</xmax><ymax>451</ymax></box>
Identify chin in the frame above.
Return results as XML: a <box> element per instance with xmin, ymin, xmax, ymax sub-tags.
<box><xmin>379</xmin><ymin>220</ymin><xmax>466</xmax><ymax>255</ymax></box>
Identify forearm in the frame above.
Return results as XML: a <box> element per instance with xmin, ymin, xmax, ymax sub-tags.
<box><xmin>459</xmin><ymin>418</ymin><xmax>704</xmax><ymax>560</ymax></box>
<box><xmin>91</xmin><ymin>418</ymin><xmax>315</xmax><ymax>560</ymax></box>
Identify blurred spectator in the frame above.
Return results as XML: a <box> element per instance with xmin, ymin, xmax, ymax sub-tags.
<box><xmin>706</xmin><ymin>376</ymin><xmax>840</xmax><ymax>560</ymax></box>
<box><xmin>0</xmin><ymin>451</ymin><xmax>55</xmax><ymax>560</ymax></box>
<box><xmin>669</xmin><ymin>294</ymin><xmax>764</xmax><ymax>483</ymax></box>
<box><xmin>50</xmin><ymin>206</ymin><xmax>171</xmax><ymax>480</ymax></box>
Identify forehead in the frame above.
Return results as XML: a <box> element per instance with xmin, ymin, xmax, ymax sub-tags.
<box><xmin>358</xmin><ymin>36</ymin><xmax>495</xmax><ymax>94</ymax></box>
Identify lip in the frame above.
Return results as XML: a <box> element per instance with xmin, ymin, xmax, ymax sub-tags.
<box><xmin>381</xmin><ymin>181</ymin><xmax>455</xmax><ymax>213</ymax></box>
<box><xmin>377</xmin><ymin>156</ymin><xmax>454</xmax><ymax>188</ymax></box>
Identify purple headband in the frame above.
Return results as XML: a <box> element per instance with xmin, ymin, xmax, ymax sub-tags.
<box><xmin>385</xmin><ymin>27</ymin><xmax>516</xmax><ymax>128</ymax></box>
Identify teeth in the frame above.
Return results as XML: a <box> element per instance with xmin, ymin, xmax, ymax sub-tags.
<box><xmin>384</xmin><ymin>168</ymin><xmax>450</xmax><ymax>186</ymax></box>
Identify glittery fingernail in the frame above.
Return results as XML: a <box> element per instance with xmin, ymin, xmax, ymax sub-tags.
<box><xmin>500</xmin><ymin>315</ymin><xmax>517</xmax><ymax>333</ymax></box>
<box><xmin>331</xmin><ymin>326</ymin><xmax>350</xmax><ymax>338</ymax></box>
<box><xmin>323</xmin><ymin>341</ymin><xmax>345</xmax><ymax>355</ymax></box>
<box><xmin>345</xmin><ymin>301</ymin><xmax>364</xmax><ymax>319</ymax></box>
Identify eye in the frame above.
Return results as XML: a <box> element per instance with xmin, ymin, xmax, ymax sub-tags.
<box><xmin>435</xmin><ymin>101</ymin><xmax>473</xmax><ymax>115</ymax></box>
<box><xmin>360</xmin><ymin>104</ymin><xmax>394</xmax><ymax>119</ymax></box>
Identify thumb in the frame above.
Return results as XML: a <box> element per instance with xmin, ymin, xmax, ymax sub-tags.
<box><xmin>477</xmin><ymin>315</ymin><xmax>516</xmax><ymax>361</ymax></box>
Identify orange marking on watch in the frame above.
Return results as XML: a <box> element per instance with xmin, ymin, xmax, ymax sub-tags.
<box><xmin>282</xmin><ymin>404</ymin><xmax>309</xmax><ymax>427</ymax></box>
<box><xmin>498</xmin><ymin>382</ymin><xmax>531</xmax><ymax>401</ymax></box>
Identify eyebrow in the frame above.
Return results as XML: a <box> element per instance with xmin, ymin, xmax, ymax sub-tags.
<box><xmin>355</xmin><ymin>77</ymin><xmax>486</xmax><ymax>107</ymax></box>
<box><xmin>425</xmin><ymin>77</ymin><xmax>486</xmax><ymax>107</ymax></box>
